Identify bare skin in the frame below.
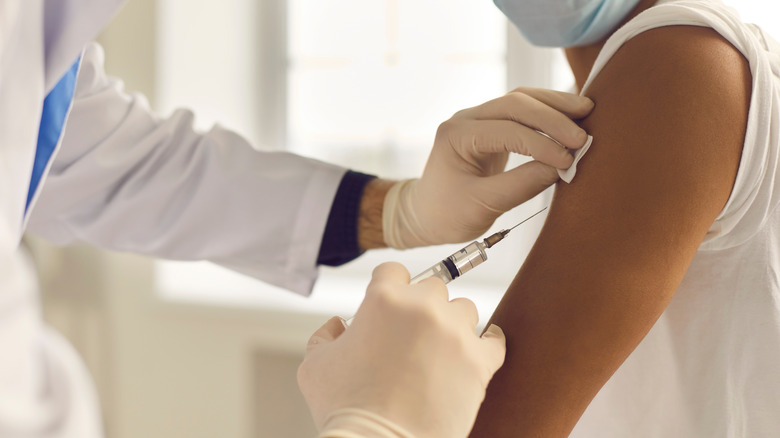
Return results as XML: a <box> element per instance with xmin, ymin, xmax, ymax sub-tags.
<box><xmin>357</xmin><ymin>178</ymin><xmax>395</xmax><ymax>250</ymax></box>
<box><xmin>469</xmin><ymin>5</ymin><xmax>752</xmax><ymax>437</ymax></box>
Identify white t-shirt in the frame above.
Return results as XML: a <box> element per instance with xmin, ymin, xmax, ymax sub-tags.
<box><xmin>570</xmin><ymin>1</ymin><xmax>780</xmax><ymax>436</ymax></box>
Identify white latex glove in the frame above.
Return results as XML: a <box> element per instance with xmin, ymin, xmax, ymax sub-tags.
<box><xmin>384</xmin><ymin>88</ymin><xmax>594</xmax><ymax>249</ymax></box>
<box><xmin>298</xmin><ymin>262</ymin><xmax>506</xmax><ymax>438</ymax></box>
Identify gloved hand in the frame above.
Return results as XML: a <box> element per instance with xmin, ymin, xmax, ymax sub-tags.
<box><xmin>298</xmin><ymin>262</ymin><xmax>506</xmax><ymax>438</ymax></box>
<box><xmin>383</xmin><ymin>88</ymin><xmax>594</xmax><ymax>249</ymax></box>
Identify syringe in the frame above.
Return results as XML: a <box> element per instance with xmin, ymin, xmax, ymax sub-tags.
<box><xmin>343</xmin><ymin>206</ymin><xmax>547</xmax><ymax>328</ymax></box>
<box><xmin>409</xmin><ymin>206</ymin><xmax>547</xmax><ymax>285</ymax></box>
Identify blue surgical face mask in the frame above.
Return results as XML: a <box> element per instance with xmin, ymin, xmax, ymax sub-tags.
<box><xmin>493</xmin><ymin>0</ymin><xmax>642</xmax><ymax>47</ymax></box>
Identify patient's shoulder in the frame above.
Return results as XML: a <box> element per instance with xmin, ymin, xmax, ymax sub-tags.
<box><xmin>555</xmin><ymin>24</ymin><xmax>752</xmax><ymax>244</ymax></box>
<box><xmin>588</xmin><ymin>24</ymin><xmax>751</xmax><ymax>121</ymax></box>
<box><xmin>575</xmin><ymin>25</ymin><xmax>751</xmax><ymax>209</ymax></box>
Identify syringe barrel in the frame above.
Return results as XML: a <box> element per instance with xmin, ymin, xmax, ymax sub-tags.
<box><xmin>450</xmin><ymin>241</ymin><xmax>488</xmax><ymax>277</ymax></box>
<box><xmin>410</xmin><ymin>261</ymin><xmax>455</xmax><ymax>285</ymax></box>
<box><xmin>410</xmin><ymin>241</ymin><xmax>488</xmax><ymax>285</ymax></box>
<box><xmin>350</xmin><ymin>242</ymin><xmax>488</xmax><ymax>326</ymax></box>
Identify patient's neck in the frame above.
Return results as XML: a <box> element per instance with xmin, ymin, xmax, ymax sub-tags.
<box><xmin>564</xmin><ymin>45</ymin><xmax>603</xmax><ymax>92</ymax></box>
<box><xmin>564</xmin><ymin>0</ymin><xmax>658</xmax><ymax>92</ymax></box>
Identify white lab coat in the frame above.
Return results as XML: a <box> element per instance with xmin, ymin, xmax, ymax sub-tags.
<box><xmin>1</xmin><ymin>1</ymin><xmax>346</xmax><ymax>436</ymax></box>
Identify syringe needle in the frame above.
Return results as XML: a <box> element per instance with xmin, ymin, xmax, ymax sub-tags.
<box><xmin>507</xmin><ymin>206</ymin><xmax>548</xmax><ymax>233</ymax></box>
<box><xmin>483</xmin><ymin>206</ymin><xmax>549</xmax><ymax>248</ymax></box>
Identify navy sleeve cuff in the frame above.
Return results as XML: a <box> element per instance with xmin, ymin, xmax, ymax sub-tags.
<box><xmin>317</xmin><ymin>171</ymin><xmax>377</xmax><ymax>266</ymax></box>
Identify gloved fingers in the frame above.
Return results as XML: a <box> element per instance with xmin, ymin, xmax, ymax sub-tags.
<box><xmin>415</xmin><ymin>277</ymin><xmax>451</xmax><ymax>306</ymax></box>
<box><xmin>508</xmin><ymin>87</ymin><xmax>594</xmax><ymax>119</ymax></box>
<box><xmin>448</xmin><ymin>297</ymin><xmax>480</xmax><ymax>330</ymax></box>
<box><xmin>305</xmin><ymin>316</ymin><xmax>347</xmax><ymax>353</ymax></box>
<box><xmin>463</xmin><ymin>91</ymin><xmax>589</xmax><ymax>150</ymax></box>
<box><xmin>457</xmin><ymin>120</ymin><xmax>574</xmax><ymax>169</ymax></box>
<box><xmin>370</xmin><ymin>261</ymin><xmax>411</xmax><ymax>287</ymax></box>
<box><xmin>479</xmin><ymin>324</ymin><xmax>507</xmax><ymax>376</ymax></box>
<box><xmin>475</xmin><ymin>160</ymin><xmax>559</xmax><ymax>213</ymax></box>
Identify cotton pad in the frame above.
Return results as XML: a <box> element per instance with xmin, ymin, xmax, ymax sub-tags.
<box><xmin>558</xmin><ymin>135</ymin><xmax>593</xmax><ymax>183</ymax></box>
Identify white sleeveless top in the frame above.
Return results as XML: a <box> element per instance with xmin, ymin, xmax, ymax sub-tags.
<box><xmin>570</xmin><ymin>1</ymin><xmax>780</xmax><ymax>436</ymax></box>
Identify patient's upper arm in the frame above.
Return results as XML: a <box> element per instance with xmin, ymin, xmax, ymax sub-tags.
<box><xmin>470</xmin><ymin>26</ymin><xmax>751</xmax><ymax>437</ymax></box>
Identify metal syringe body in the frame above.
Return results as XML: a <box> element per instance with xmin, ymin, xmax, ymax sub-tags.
<box><xmin>409</xmin><ymin>229</ymin><xmax>510</xmax><ymax>285</ymax></box>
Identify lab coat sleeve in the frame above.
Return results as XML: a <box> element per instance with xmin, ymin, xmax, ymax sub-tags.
<box><xmin>26</xmin><ymin>43</ymin><xmax>347</xmax><ymax>296</ymax></box>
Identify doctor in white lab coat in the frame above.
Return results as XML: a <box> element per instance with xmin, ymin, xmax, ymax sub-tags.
<box><xmin>0</xmin><ymin>1</ymin><xmax>595</xmax><ymax>437</ymax></box>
